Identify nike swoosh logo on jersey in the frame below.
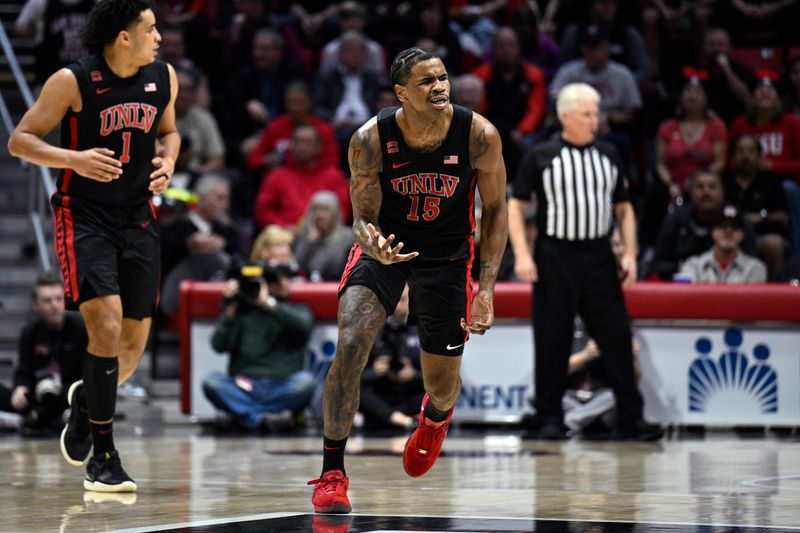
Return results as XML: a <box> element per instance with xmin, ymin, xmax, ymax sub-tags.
<box><xmin>140</xmin><ymin>220</ymin><xmax>151</xmax><ymax>229</ymax></box>
<box><xmin>446</xmin><ymin>343</ymin><xmax>464</xmax><ymax>351</ymax></box>
<box><xmin>105</xmin><ymin>368</ymin><xmax>117</xmax><ymax>375</ymax></box>
<box><xmin>392</xmin><ymin>161</ymin><xmax>412</xmax><ymax>169</ymax></box>
<box><xmin>96</xmin><ymin>87</ymin><xmax>111</xmax><ymax>94</ymax></box>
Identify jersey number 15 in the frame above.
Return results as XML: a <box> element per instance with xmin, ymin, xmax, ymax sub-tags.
<box><xmin>407</xmin><ymin>196</ymin><xmax>440</xmax><ymax>222</ymax></box>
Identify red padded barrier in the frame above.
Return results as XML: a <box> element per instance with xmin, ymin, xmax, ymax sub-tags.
<box><xmin>178</xmin><ymin>280</ymin><xmax>800</xmax><ymax>322</ymax></box>
<box><xmin>623</xmin><ymin>283</ymin><xmax>800</xmax><ymax>322</ymax></box>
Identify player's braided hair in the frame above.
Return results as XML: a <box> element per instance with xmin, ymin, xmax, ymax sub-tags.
<box><xmin>82</xmin><ymin>0</ymin><xmax>152</xmax><ymax>55</ymax></box>
<box><xmin>390</xmin><ymin>48</ymin><xmax>438</xmax><ymax>86</ymax></box>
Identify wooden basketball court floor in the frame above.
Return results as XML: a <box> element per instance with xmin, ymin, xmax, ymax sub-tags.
<box><xmin>2</xmin><ymin>416</ymin><xmax>799</xmax><ymax>533</ymax></box>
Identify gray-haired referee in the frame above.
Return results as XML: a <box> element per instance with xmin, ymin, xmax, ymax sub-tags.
<box><xmin>508</xmin><ymin>83</ymin><xmax>662</xmax><ymax>441</ymax></box>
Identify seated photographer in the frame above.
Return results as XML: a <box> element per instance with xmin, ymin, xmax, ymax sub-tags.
<box><xmin>0</xmin><ymin>277</ymin><xmax>86</xmax><ymax>433</ymax></box>
<box><xmin>202</xmin><ymin>261</ymin><xmax>316</xmax><ymax>432</ymax></box>
<box><xmin>358</xmin><ymin>285</ymin><xmax>425</xmax><ymax>430</ymax></box>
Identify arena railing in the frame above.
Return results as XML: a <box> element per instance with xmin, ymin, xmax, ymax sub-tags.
<box><xmin>0</xmin><ymin>22</ymin><xmax>55</xmax><ymax>275</ymax></box>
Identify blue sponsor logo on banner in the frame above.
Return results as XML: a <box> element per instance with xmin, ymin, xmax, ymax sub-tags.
<box><xmin>307</xmin><ymin>340</ymin><xmax>336</xmax><ymax>380</ymax></box>
<box><xmin>688</xmin><ymin>328</ymin><xmax>777</xmax><ymax>414</ymax></box>
<box><xmin>458</xmin><ymin>384</ymin><xmax>530</xmax><ymax>410</ymax></box>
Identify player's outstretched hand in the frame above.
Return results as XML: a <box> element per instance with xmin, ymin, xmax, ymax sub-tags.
<box><xmin>73</xmin><ymin>148</ymin><xmax>122</xmax><ymax>182</ymax></box>
<box><xmin>364</xmin><ymin>223</ymin><xmax>419</xmax><ymax>264</ymax></box>
<box><xmin>461</xmin><ymin>290</ymin><xmax>494</xmax><ymax>335</ymax></box>
<box><xmin>149</xmin><ymin>156</ymin><xmax>174</xmax><ymax>193</ymax></box>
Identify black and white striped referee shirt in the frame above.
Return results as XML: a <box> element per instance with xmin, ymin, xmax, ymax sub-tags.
<box><xmin>512</xmin><ymin>137</ymin><xmax>629</xmax><ymax>241</ymax></box>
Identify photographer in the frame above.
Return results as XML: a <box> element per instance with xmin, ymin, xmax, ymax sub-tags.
<box><xmin>0</xmin><ymin>277</ymin><xmax>86</xmax><ymax>433</ymax></box>
<box><xmin>201</xmin><ymin>261</ymin><xmax>316</xmax><ymax>432</ymax></box>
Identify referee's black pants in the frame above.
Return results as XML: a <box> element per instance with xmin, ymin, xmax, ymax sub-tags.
<box><xmin>532</xmin><ymin>236</ymin><xmax>644</xmax><ymax>426</ymax></box>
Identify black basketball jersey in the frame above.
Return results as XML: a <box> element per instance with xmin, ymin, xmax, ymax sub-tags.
<box><xmin>376</xmin><ymin>104</ymin><xmax>476</xmax><ymax>260</ymax></box>
<box><xmin>58</xmin><ymin>55</ymin><xmax>170</xmax><ymax>207</ymax></box>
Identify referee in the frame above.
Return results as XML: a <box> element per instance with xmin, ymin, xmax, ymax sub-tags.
<box><xmin>509</xmin><ymin>83</ymin><xmax>662</xmax><ymax>441</ymax></box>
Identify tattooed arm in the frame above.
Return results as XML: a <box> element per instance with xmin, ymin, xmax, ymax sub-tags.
<box><xmin>462</xmin><ymin>112</ymin><xmax>508</xmax><ymax>335</ymax></box>
<box><xmin>348</xmin><ymin>118</ymin><xmax>419</xmax><ymax>264</ymax></box>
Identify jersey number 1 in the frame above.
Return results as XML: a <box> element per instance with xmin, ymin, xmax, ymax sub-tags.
<box><xmin>407</xmin><ymin>195</ymin><xmax>440</xmax><ymax>221</ymax></box>
<box><xmin>120</xmin><ymin>132</ymin><xmax>132</xmax><ymax>164</ymax></box>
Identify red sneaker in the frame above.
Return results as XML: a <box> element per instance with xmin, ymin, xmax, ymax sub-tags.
<box><xmin>402</xmin><ymin>393</ymin><xmax>453</xmax><ymax>477</ymax></box>
<box><xmin>308</xmin><ymin>470</ymin><xmax>351</xmax><ymax>514</ymax></box>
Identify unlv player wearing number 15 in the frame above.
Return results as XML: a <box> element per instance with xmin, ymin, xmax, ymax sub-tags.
<box><xmin>308</xmin><ymin>47</ymin><xmax>508</xmax><ymax>514</ymax></box>
<box><xmin>8</xmin><ymin>0</ymin><xmax>179</xmax><ymax>492</ymax></box>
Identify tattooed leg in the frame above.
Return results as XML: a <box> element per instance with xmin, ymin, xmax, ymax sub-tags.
<box><xmin>323</xmin><ymin>286</ymin><xmax>387</xmax><ymax>440</ymax></box>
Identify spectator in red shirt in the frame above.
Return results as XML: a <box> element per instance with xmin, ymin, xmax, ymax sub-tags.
<box><xmin>253</xmin><ymin>125</ymin><xmax>350</xmax><ymax>230</ymax></box>
<box><xmin>656</xmin><ymin>74</ymin><xmax>727</xmax><ymax>201</ymax></box>
<box><xmin>642</xmin><ymin>72</ymin><xmax>727</xmax><ymax>248</ymax></box>
<box><xmin>472</xmin><ymin>26</ymin><xmax>547</xmax><ymax>177</ymax></box>
<box><xmin>729</xmin><ymin>72</ymin><xmax>800</xmax><ymax>182</ymax></box>
<box><xmin>245</xmin><ymin>81</ymin><xmax>339</xmax><ymax>178</ymax></box>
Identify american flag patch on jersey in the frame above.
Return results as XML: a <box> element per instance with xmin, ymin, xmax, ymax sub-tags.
<box><xmin>386</xmin><ymin>140</ymin><xmax>399</xmax><ymax>154</ymax></box>
<box><xmin>144</xmin><ymin>82</ymin><xmax>157</xmax><ymax>92</ymax></box>
<box><xmin>444</xmin><ymin>155</ymin><xmax>458</xmax><ymax>164</ymax></box>
<box><xmin>91</xmin><ymin>70</ymin><xmax>102</xmax><ymax>82</ymax></box>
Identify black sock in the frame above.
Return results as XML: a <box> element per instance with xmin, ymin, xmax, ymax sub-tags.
<box><xmin>425</xmin><ymin>402</ymin><xmax>450</xmax><ymax>423</ymax></box>
<box><xmin>92</xmin><ymin>421</ymin><xmax>114</xmax><ymax>456</ymax></box>
<box><xmin>83</xmin><ymin>352</ymin><xmax>118</xmax><ymax>455</ymax></box>
<box><xmin>321</xmin><ymin>436</ymin><xmax>348</xmax><ymax>476</ymax></box>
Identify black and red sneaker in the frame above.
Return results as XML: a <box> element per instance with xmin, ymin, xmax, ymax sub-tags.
<box><xmin>60</xmin><ymin>380</ymin><xmax>92</xmax><ymax>466</ymax></box>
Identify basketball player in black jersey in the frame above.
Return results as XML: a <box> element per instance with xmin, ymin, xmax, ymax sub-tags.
<box><xmin>308</xmin><ymin>48</ymin><xmax>508</xmax><ymax>514</ymax></box>
<box><xmin>8</xmin><ymin>0</ymin><xmax>179</xmax><ymax>492</ymax></box>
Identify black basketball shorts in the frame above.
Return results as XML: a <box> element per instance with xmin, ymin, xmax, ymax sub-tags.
<box><xmin>51</xmin><ymin>193</ymin><xmax>160</xmax><ymax>320</ymax></box>
<box><xmin>339</xmin><ymin>244</ymin><xmax>474</xmax><ymax>356</ymax></box>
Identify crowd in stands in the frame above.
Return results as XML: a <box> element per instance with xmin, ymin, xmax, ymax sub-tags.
<box><xmin>19</xmin><ymin>0</ymin><xmax>800</xmax><ymax>289</ymax></box>
<box><xmin>12</xmin><ymin>0</ymin><xmax>800</xmax><ymax>433</ymax></box>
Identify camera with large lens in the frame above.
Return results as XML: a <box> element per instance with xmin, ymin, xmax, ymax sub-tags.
<box><xmin>261</xmin><ymin>262</ymin><xmax>298</xmax><ymax>283</ymax></box>
<box><xmin>34</xmin><ymin>369</ymin><xmax>62</xmax><ymax>403</ymax></box>
<box><xmin>232</xmin><ymin>262</ymin><xmax>298</xmax><ymax>302</ymax></box>
<box><xmin>236</xmin><ymin>264</ymin><xmax>265</xmax><ymax>301</ymax></box>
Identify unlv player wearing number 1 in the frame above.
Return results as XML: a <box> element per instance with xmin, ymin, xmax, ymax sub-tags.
<box><xmin>8</xmin><ymin>0</ymin><xmax>179</xmax><ymax>492</ymax></box>
<box><xmin>307</xmin><ymin>48</ymin><xmax>508</xmax><ymax>513</ymax></box>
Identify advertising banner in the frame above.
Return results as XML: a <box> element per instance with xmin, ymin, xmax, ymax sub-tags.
<box><xmin>188</xmin><ymin>321</ymin><xmax>800</xmax><ymax>426</ymax></box>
